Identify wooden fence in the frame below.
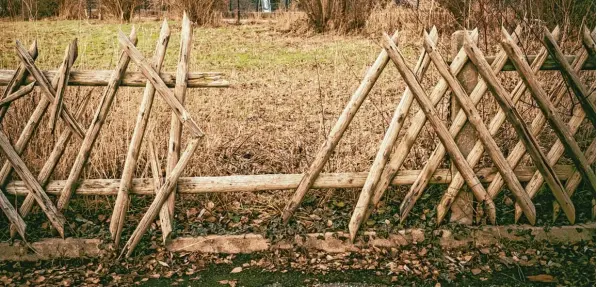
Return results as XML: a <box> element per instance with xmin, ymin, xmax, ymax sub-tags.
<box><xmin>0</xmin><ymin>19</ymin><xmax>595</xmax><ymax>258</ymax></box>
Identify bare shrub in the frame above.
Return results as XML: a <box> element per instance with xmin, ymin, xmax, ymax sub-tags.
<box><xmin>168</xmin><ymin>0</ymin><xmax>225</xmax><ymax>25</ymax></box>
<box><xmin>298</xmin><ymin>0</ymin><xmax>386</xmax><ymax>32</ymax></box>
<box><xmin>58</xmin><ymin>0</ymin><xmax>86</xmax><ymax>19</ymax></box>
<box><xmin>102</xmin><ymin>0</ymin><xmax>141</xmax><ymax>21</ymax></box>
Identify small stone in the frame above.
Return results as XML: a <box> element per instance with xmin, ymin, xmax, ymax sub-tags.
<box><xmin>230</xmin><ymin>267</ymin><xmax>242</xmax><ymax>274</ymax></box>
<box><xmin>471</xmin><ymin>268</ymin><xmax>482</xmax><ymax>275</ymax></box>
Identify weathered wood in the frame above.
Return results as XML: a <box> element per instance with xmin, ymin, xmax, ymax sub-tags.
<box><xmin>15</xmin><ymin>41</ymin><xmax>86</xmax><ymax>139</ymax></box>
<box><xmin>110</xmin><ymin>20</ymin><xmax>170</xmax><ymax>247</ymax></box>
<box><xmin>501</xmin><ymin>27</ymin><xmax>596</xmax><ymax>193</ymax></box>
<box><xmin>4</xmin><ymin>165</ymin><xmax>576</xmax><ymax>197</ymax></box>
<box><xmin>515</xmin><ymin>91</ymin><xmax>597</xmax><ymax>222</ymax></box>
<box><xmin>48</xmin><ymin>39</ymin><xmax>78</xmax><ymax>134</ymax></box>
<box><xmin>382</xmin><ymin>33</ymin><xmax>497</xmax><ymax>224</ymax></box>
<box><xmin>10</xmin><ymin>95</ymin><xmax>91</xmax><ymax>238</ymax></box>
<box><xmin>0</xmin><ymin>238</ymin><xmax>104</xmax><ymax>261</ymax></box>
<box><xmin>117</xmin><ymin>31</ymin><xmax>204</xmax><ymax>138</ymax></box>
<box><xmin>0</xmin><ymin>41</ymin><xmax>38</xmax><ymax>120</ymax></box>
<box><xmin>121</xmin><ymin>137</ymin><xmax>200</xmax><ymax>257</ymax></box>
<box><xmin>446</xmin><ymin>54</ymin><xmax>595</xmax><ymax>71</ymax></box>
<box><xmin>543</xmin><ymin>26</ymin><xmax>596</xmax><ymax>126</ymax></box>
<box><xmin>281</xmin><ymin>30</ymin><xmax>402</xmax><ymax>224</ymax></box>
<box><xmin>348</xmin><ymin>28</ymin><xmax>438</xmax><ymax>241</ymax></box>
<box><xmin>463</xmin><ymin>32</ymin><xmax>576</xmax><ymax>224</ymax></box>
<box><xmin>420</xmin><ymin>31</ymin><xmax>536</xmax><ymax>224</ymax></box>
<box><xmin>0</xmin><ymin>81</ymin><xmax>35</xmax><ymax>105</ymax></box>
<box><xmin>582</xmin><ymin>26</ymin><xmax>596</xmax><ymax>57</ymax></box>
<box><xmin>163</xmin><ymin>14</ymin><xmax>193</xmax><ymax>243</ymax></box>
<box><xmin>399</xmin><ymin>26</ymin><xmax>522</xmax><ymax>225</ymax></box>
<box><xmin>148</xmin><ymin>132</ymin><xmax>164</xmax><ymax>191</ymax></box>
<box><xmin>0</xmin><ymin>130</ymin><xmax>66</xmax><ymax>237</ymax></box>
<box><xmin>57</xmin><ymin>28</ymin><xmax>138</xmax><ymax>211</ymax></box>
<box><xmin>363</xmin><ymin>29</ymin><xmax>480</xmax><ymax>223</ymax></box>
<box><xmin>0</xmin><ymin>187</ymin><xmax>27</xmax><ymax>240</ymax></box>
<box><xmin>0</xmin><ymin>70</ymin><xmax>228</xmax><ymax>88</ymax></box>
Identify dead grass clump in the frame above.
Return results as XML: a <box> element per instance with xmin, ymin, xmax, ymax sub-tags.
<box><xmin>167</xmin><ymin>0</ymin><xmax>225</xmax><ymax>26</ymax></box>
<box><xmin>298</xmin><ymin>0</ymin><xmax>386</xmax><ymax>33</ymax></box>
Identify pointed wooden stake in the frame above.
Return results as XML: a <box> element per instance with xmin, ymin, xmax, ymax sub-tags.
<box><xmin>0</xmin><ymin>81</ymin><xmax>36</xmax><ymax>106</ymax></box>
<box><xmin>0</xmin><ymin>40</ymin><xmax>38</xmax><ymax>121</ymax></box>
<box><xmin>49</xmin><ymin>39</ymin><xmax>78</xmax><ymax>134</ymax></box>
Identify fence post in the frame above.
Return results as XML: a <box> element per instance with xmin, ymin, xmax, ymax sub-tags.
<box><xmin>449</xmin><ymin>30</ymin><xmax>478</xmax><ymax>225</ymax></box>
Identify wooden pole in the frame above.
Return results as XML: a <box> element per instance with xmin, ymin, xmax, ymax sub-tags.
<box><xmin>0</xmin><ymin>70</ymin><xmax>227</xmax><ymax>88</ymax></box>
<box><xmin>110</xmin><ymin>21</ymin><xmax>170</xmax><ymax>247</ymax></box>
<box><xmin>381</xmin><ymin>33</ymin><xmax>497</xmax><ymax>224</ymax></box>
<box><xmin>421</xmin><ymin>31</ymin><xmax>536</xmax><ymax>224</ymax></box>
<box><xmin>121</xmin><ymin>137</ymin><xmax>200</xmax><ymax>257</ymax></box>
<box><xmin>0</xmin><ymin>41</ymin><xmax>38</xmax><ymax>120</ymax></box>
<box><xmin>0</xmin><ymin>81</ymin><xmax>36</xmax><ymax>106</ymax></box>
<box><xmin>542</xmin><ymin>26</ymin><xmax>596</xmax><ymax>126</ymax></box>
<box><xmin>281</xmin><ymin>31</ymin><xmax>401</xmax><ymax>223</ymax></box>
<box><xmin>462</xmin><ymin>32</ymin><xmax>576</xmax><ymax>224</ymax></box>
<box><xmin>582</xmin><ymin>26</ymin><xmax>596</xmax><ymax>57</ymax></box>
<box><xmin>501</xmin><ymin>27</ymin><xmax>595</xmax><ymax>193</ymax></box>
<box><xmin>48</xmin><ymin>39</ymin><xmax>77</xmax><ymax>134</ymax></box>
<box><xmin>0</xmin><ymin>188</ymin><xmax>26</xmax><ymax>240</ymax></box>
<box><xmin>57</xmin><ymin>28</ymin><xmax>138</xmax><ymax>211</ymax></box>
<box><xmin>362</xmin><ymin>29</ymin><xmax>480</xmax><ymax>223</ymax></box>
<box><xmin>162</xmin><ymin>13</ymin><xmax>192</xmax><ymax>243</ymax></box>
<box><xmin>348</xmin><ymin>27</ymin><xmax>437</xmax><ymax>241</ymax></box>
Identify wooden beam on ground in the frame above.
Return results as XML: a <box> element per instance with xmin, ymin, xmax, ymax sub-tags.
<box><xmin>542</xmin><ymin>26</ymin><xmax>596</xmax><ymax>127</ymax></box>
<box><xmin>163</xmin><ymin>14</ymin><xmax>193</xmax><ymax>243</ymax></box>
<box><xmin>48</xmin><ymin>39</ymin><xmax>77</xmax><ymax>134</ymax></box>
<box><xmin>281</xmin><ymin>30</ymin><xmax>402</xmax><ymax>224</ymax></box>
<box><xmin>0</xmin><ymin>81</ymin><xmax>35</xmax><ymax>106</ymax></box>
<box><xmin>4</xmin><ymin>165</ymin><xmax>576</xmax><ymax>197</ymax></box>
<box><xmin>0</xmin><ymin>41</ymin><xmax>38</xmax><ymax>120</ymax></box>
<box><xmin>110</xmin><ymin>20</ymin><xmax>170</xmax><ymax>248</ymax></box>
<box><xmin>121</xmin><ymin>137</ymin><xmax>201</xmax><ymax>257</ymax></box>
<box><xmin>0</xmin><ymin>70</ymin><xmax>228</xmax><ymax>88</ymax></box>
<box><xmin>463</xmin><ymin>32</ymin><xmax>576</xmax><ymax>224</ymax></box>
<box><xmin>421</xmin><ymin>31</ymin><xmax>536</xmax><ymax>224</ymax></box>
<box><xmin>382</xmin><ymin>33</ymin><xmax>497</xmax><ymax>225</ymax></box>
<box><xmin>57</xmin><ymin>28</ymin><xmax>138</xmax><ymax>212</ymax></box>
<box><xmin>348</xmin><ymin>27</ymin><xmax>437</xmax><ymax>242</ymax></box>
<box><xmin>501</xmin><ymin>27</ymin><xmax>596</xmax><ymax>193</ymax></box>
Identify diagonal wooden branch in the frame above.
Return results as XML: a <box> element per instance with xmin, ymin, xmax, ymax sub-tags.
<box><xmin>0</xmin><ymin>130</ymin><xmax>66</xmax><ymax>237</ymax></box>
<box><xmin>382</xmin><ymin>33</ymin><xmax>497</xmax><ymax>224</ymax></box>
<box><xmin>582</xmin><ymin>26</ymin><xmax>596</xmax><ymax>57</ymax></box>
<box><xmin>420</xmin><ymin>30</ymin><xmax>536</xmax><ymax>224</ymax></box>
<box><xmin>348</xmin><ymin>27</ymin><xmax>438</xmax><ymax>241</ymax></box>
<box><xmin>121</xmin><ymin>137</ymin><xmax>201</xmax><ymax>258</ymax></box>
<box><xmin>57</xmin><ymin>28</ymin><xmax>138</xmax><ymax>211</ymax></box>
<box><xmin>163</xmin><ymin>13</ymin><xmax>193</xmax><ymax>243</ymax></box>
<box><xmin>362</xmin><ymin>29</ymin><xmax>480</xmax><ymax>223</ymax></box>
<box><xmin>49</xmin><ymin>39</ymin><xmax>78</xmax><ymax>134</ymax></box>
<box><xmin>553</xmin><ymin>139</ymin><xmax>596</xmax><ymax>220</ymax></box>
<box><xmin>117</xmin><ymin>31</ymin><xmax>204</xmax><ymax>138</ymax></box>
<box><xmin>0</xmin><ymin>40</ymin><xmax>38</xmax><ymax>121</ymax></box>
<box><xmin>15</xmin><ymin>40</ymin><xmax>86</xmax><ymax>139</ymax></box>
<box><xmin>398</xmin><ymin>26</ymin><xmax>523</xmax><ymax>224</ymax></box>
<box><xmin>501</xmin><ymin>27</ymin><xmax>596</xmax><ymax>192</ymax></box>
<box><xmin>110</xmin><ymin>20</ymin><xmax>170</xmax><ymax>247</ymax></box>
<box><xmin>0</xmin><ymin>81</ymin><xmax>36</xmax><ymax>106</ymax></box>
<box><xmin>0</xmin><ymin>188</ymin><xmax>26</xmax><ymax>240</ymax></box>
<box><xmin>148</xmin><ymin>131</ymin><xmax>164</xmax><ymax>192</ymax></box>
<box><xmin>10</xmin><ymin>94</ymin><xmax>91</xmax><ymax>238</ymax></box>
<box><xmin>463</xmin><ymin>32</ymin><xmax>575</xmax><ymax>224</ymax></box>
<box><xmin>543</xmin><ymin>26</ymin><xmax>596</xmax><ymax>127</ymax></box>
<box><xmin>281</xmin><ymin>30</ymin><xmax>402</xmax><ymax>223</ymax></box>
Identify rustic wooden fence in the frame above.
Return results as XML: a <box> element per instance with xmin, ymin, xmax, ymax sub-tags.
<box><xmin>0</xmin><ymin>19</ymin><xmax>595</xmax><ymax>258</ymax></box>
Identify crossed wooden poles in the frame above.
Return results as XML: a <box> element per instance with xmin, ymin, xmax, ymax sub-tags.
<box><xmin>282</xmin><ymin>25</ymin><xmax>596</xmax><ymax>241</ymax></box>
<box><xmin>0</xmin><ymin>14</ymin><xmax>209</xmax><ymax>257</ymax></box>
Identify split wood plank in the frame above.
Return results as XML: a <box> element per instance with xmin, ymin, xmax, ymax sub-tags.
<box><xmin>110</xmin><ymin>20</ymin><xmax>170</xmax><ymax>247</ymax></box>
<box><xmin>57</xmin><ymin>28</ymin><xmax>138</xmax><ymax>211</ymax></box>
<box><xmin>398</xmin><ymin>26</ymin><xmax>523</xmax><ymax>223</ymax></box>
<box><xmin>48</xmin><ymin>39</ymin><xmax>78</xmax><ymax>134</ymax></box>
<box><xmin>281</xmin><ymin>30</ymin><xmax>402</xmax><ymax>223</ymax></box>
<box><xmin>382</xmin><ymin>33</ymin><xmax>497</xmax><ymax>224</ymax></box>
<box><xmin>543</xmin><ymin>26</ymin><xmax>596</xmax><ymax>126</ymax></box>
<box><xmin>582</xmin><ymin>26</ymin><xmax>596</xmax><ymax>57</ymax></box>
<box><xmin>515</xmin><ymin>90</ymin><xmax>596</xmax><ymax>221</ymax></box>
<box><xmin>0</xmin><ymin>41</ymin><xmax>38</xmax><ymax>120</ymax></box>
<box><xmin>162</xmin><ymin>13</ymin><xmax>193</xmax><ymax>243</ymax></box>
<box><xmin>10</xmin><ymin>95</ymin><xmax>91</xmax><ymax>238</ymax></box>
<box><xmin>0</xmin><ymin>70</ymin><xmax>228</xmax><ymax>88</ymax></box>
<box><xmin>121</xmin><ymin>137</ymin><xmax>201</xmax><ymax>257</ymax></box>
<box><xmin>348</xmin><ymin>27</ymin><xmax>438</xmax><ymax>241</ymax></box>
<box><xmin>15</xmin><ymin>41</ymin><xmax>86</xmax><ymax>139</ymax></box>
<box><xmin>462</xmin><ymin>32</ymin><xmax>576</xmax><ymax>224</ymax></box>
<box><xmin>420</xmin><ymin>31</ymin><xmax>536</xmax><ymax>224</ymax></box>
<box><xmin>0</xmin><ymin>82</ymin><xmax>36</xmax><ymax>105</ymax></box>
<box><xmin>362</xmin><ymin>29</ymin><xmax>480</xmax><ymax>223</ymax></box>
<box><xmin>553</xmin><ymin>139</ymin><xmax>596</xmax><ymax>220</ymax></box>
<box><xmin>501</xmin><ymin>27</ymin><xmax>596</xmax><ymax>192</ymax></box>
<box><xmin>117</xmin><ymin>31</ymin><xmax>204</xmax><ymax>138</ymax></box>
<box><xmin>5</xmin><ymin>165</ymin><xmax>576</xmax><ymax>197</ymax></box>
